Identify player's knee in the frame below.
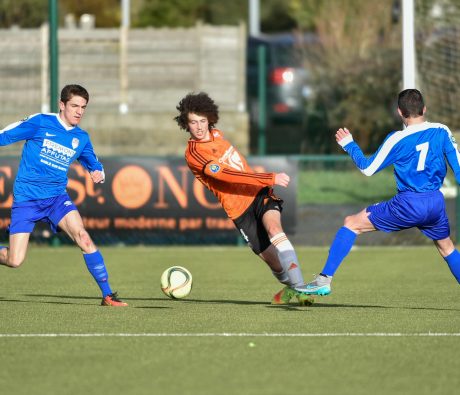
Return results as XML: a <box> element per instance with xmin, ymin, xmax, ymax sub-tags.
<box><xmin>7</xmin><ymin>255</ymin><xmax>24</xmax><ymax>268</ymax></box>
<box><xmin>265</xmin><ymin>223</ymin><xmax>283</xmax><ymax>239</ymax></box>
<box><xmin>78</xmin><ymin>229</ymin><xmax>94</xmax><ymax>250</ymax></box>
<box><xmin>343</xmin><ymin>215</ymin><xmax>361</xmax><ymax>233</ymax></box>
<box><xmin>343</xmin><ymin>215</ymin><xmax>355</xmax><ymax>229</ymax></box>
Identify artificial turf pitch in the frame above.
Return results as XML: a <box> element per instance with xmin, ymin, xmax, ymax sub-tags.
<box><xmin>1</xmin><ymin>245</ymin><xmax>459</xmax><ymax>395</ymax></box>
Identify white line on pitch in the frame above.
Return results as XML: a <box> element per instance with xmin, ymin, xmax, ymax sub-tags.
<box><xmin>0</xmin><ymin>332</ymin><xmax>459</xmax><ymax>338</ymax></box>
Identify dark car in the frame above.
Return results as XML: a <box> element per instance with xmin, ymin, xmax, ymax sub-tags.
<box><xmin>247</xmin><ymin>34</ymin><xmax>314</xmax><ymax>123</ymax></box>
<box><xmin>246</xmin><ymin>33</ymin><xmax>315</xmax><ymax>153</ymax></box>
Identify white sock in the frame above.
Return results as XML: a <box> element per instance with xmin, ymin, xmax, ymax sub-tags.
<box><xmin>270</xmin><ymin>232</ymin><xmax>304</xmax><ymax>287</ymax></box>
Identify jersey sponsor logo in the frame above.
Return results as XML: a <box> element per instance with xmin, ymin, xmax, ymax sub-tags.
<box><xmin>210</xmin><ymin>164</ymin><xmax>221</xmax><ymax>173</ymax></box>
<box><xmin>219</xmin><ymin>146</ymin><xmax>244</xmax><ymax>171</ymax></box>
<box><xmin>40</xmin><ymin>139</ymin><xmax>76</xmax><ymax>169</ymax></box>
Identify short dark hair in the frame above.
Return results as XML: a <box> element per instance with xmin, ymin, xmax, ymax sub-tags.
<box><xmin>60</xmin><ymin>84</ymin><xmax>89</xmax><ymax>104</ymax></box>
<box><xmin>398</xmin><ymin>89</ymin><xmax>424</xmax><ymax>118</ymax></box>
<box><xmin>174</xmin><ymin>92</ymin><xmax>219</xmax><ymax>131</ymax></box>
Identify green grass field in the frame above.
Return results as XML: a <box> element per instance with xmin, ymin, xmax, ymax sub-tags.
<box><xmin>1</xmin><ymin>246</ymin><xmax>459</xmax><ymax>395</ymax></box>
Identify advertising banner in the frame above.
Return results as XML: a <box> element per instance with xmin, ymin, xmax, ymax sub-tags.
<box><xmin>0</xmin><ymin>157</ymin><xmax>297</xmax><ymax>244</ymax></box>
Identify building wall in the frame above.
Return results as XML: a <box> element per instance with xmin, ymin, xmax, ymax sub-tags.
<box><xmin>0</xmin><ymin>23</ymin><xmax>248</xmax><ymax>156</ymax></box>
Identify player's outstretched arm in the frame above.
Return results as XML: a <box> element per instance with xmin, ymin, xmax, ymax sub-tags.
<box><xmin>336</xmin><ymin>127</ymin><xmax>392</xmax><ymax>176</ymax></box>
<box><xmin>274</xmin><ymin>172</ymin><xmax>290</xmax><ymax>188</ymax></box>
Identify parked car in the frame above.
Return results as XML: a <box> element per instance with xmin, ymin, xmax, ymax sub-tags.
<box><xmin>246</xmin><ymin>33</ymin><xmax>315</xmax><ymax>153</ymax></box>
<box><xmin>247</xmin><ymin>33</ymin><xmax>314</xmax><ymax>127</ymax></box>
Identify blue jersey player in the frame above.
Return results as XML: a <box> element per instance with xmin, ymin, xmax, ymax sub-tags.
<box><xmin>0</xmin><ymin>84</ymin><xmax>127</xmax><ymax>306</ymax></box>
<box><xmin>296</xmin><ymin>88</ymin><xmax>460</xmax><ymax>296</ymax></box>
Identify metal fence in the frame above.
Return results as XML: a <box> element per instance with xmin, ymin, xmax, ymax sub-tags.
<box><xmin>292</xmin><ymin>155</ymin><xmax>458</xmax><ymax>246</ymax></box>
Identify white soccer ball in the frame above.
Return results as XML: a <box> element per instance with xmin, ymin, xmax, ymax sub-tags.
<box><xmin>160</xmin><ymin>266</ymin><xmax>193</xmax><ymax>299</ymax></box>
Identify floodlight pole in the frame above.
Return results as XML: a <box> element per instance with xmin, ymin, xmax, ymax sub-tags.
<box><xmin>48</xmin><ymin>0</ymin><xmax>59</xmax><ymax>112</ymax></box>
<box><xmin>402</xmin><ymin>0</ymin><xmax>416</xmax><ymax>89</ymax></box>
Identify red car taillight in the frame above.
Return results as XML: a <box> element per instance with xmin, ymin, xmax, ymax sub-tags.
<box><xmin>270</xmin><ymin>67</ymin><xmax>295</xmax><ymax>84</ymax></box>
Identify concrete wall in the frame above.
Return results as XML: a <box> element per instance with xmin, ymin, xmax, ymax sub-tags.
<box><xmin>0</xmin><ymin>24</ymin><xmax>248</xmax><ymax>156</ymax></box>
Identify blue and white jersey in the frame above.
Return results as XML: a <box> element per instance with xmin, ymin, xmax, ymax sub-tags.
<box><xmin>340</xmin><ymin>121</ymin><xmax>460</xmax><ymax>192</ymax></box>
<box><xmin>0</xmin><ymin>113</ymin><xmax>103</xmax><ymax>202</ymax></box>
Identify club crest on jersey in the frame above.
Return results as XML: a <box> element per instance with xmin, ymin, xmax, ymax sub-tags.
<box><xmin>72</xmin><ymin>138</ymin><xmax>79</xmax><ymax>149</ymax></box>
<box><xmin>210</xmin><ymin>164</ymin><xmax>221</xmax><ymax>173</ymax></box>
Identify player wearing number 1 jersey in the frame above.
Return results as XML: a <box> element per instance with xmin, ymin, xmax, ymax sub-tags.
<box><xmin>175</xmin><ymin>92</ymin><xmax>313</xmax><ymax>306</ymax></box>
<box><xmin>296</xmin><ymin>88</ymin><xmax>460</xmax><ymax>297</ymax></box>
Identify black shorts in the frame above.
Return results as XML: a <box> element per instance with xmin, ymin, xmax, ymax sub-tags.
<box><xmin>233</xmin><ymin>187</ymin><xmax>284</xmax><ymax>255</ymax></box>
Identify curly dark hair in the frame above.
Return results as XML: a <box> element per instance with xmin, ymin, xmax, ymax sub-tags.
<box><xmin>174</xmin><ymin>92</ymin><xmax>219</xmax><ymax>131</ymax></box>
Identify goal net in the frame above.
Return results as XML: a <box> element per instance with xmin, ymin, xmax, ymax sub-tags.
<box><xmin>415</xmin><ymin>0</ymin><xmax>460</xmax><ymax>131</ymax></box>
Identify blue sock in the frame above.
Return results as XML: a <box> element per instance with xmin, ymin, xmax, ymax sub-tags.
<box><xmin>84</xmin><ymin>250</ymin><xmax>112</xmax><ymax>297</ymax></box>
<box><xmin>443</xmin><ymin>249</ymin><xmax>460</xmax><ymax>284</ymax></box>
<box><xmin>321</xmin><ymin>227</ymin><xmax>357</xmax><ymax>277</ymax></box>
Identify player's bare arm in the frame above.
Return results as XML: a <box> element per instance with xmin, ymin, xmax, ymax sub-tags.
<box><xmin>274</xmin><ymin>173</ymin><xmax>290</xmax><ymax>188</ymax></box>
<box><xmin>335</xmin><ymin>127</ymin><xmax>351</xmax><ymax>143</ymax></box>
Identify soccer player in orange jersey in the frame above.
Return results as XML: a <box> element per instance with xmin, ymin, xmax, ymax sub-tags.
<box><xmin>174</xmin><ymin>92</ymin><xmax>313</xmax><ymax>305</ymax></box>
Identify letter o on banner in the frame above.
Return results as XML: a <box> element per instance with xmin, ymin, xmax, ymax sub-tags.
<box><xmin>112</xmin><ymin>165</ymin><xmax>153</xmax><ymax>209</ymax></box>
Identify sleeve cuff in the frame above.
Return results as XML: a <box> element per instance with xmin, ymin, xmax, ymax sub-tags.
<box><xmin>339</xmin><ymin>135</ymin><xmax>354</xmax><ymax>148</ymax></box>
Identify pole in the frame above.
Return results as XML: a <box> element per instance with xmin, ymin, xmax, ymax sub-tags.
<box><xmin>249</xmin><ymin>0</ymin><xmax>260</xmax><ymax>37</ymax></box>
<box><xmin>402</xmin><ymin>0</ymin><xmax>416</xmax><ymax>89</ymax></box>
<box><xmin>121</xmin><ymin>0</ymin><xmax>130</xmax><ymax>28</ymax></box>
<box><xmin>257</xmin><ymin>45</ymin><xmax>266</xmax><ymax>155</ymax></box>
<box><xmin>119</xmin><ymin>0</ymin><xmax>130</xmax><ymax>114</ymax></box>
<box><xmin>48</xmin><ymin>0</ymin><xmax>59</xmax><ymax>112</ymax></box>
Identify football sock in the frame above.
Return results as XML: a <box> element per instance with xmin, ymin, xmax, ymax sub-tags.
<box><xmin>270</xmin><ymin>233</ymin><xmax>304</xmax><ymax>287</ymax></box>
<box><xmin>271</xmin><ymin>269</ymin><xmax>290</xmax><ymax>285</ymax></box>
<box><xmin>83</xmin><ymin>250</ymin><xmax>113</xmax><ymax>297</ymax></box>
<box><xmin>443</xmin><ymin>249</ymin><xmax>460</xmax><ymax>283</ymax></box>
<box><xmin>321</xmin><ymin>226</ymin><xmax>357</xmax><ymax>277</ymax></box>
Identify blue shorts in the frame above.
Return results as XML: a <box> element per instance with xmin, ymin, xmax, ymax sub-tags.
<box><xmin>9</xmin><ymin>193</ymin><xmax>77</xmax><ymax>235</ymax></box>
<box><xmin>366</xmin><ymin>190</ymin><xmax>450</xmax><ymax>240</ymax></box>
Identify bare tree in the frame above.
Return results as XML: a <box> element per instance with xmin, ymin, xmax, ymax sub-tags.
<box><xmin>288</xmin><ymin>0</ymin><xmax>402</xmax><ymax>153</ymax></box>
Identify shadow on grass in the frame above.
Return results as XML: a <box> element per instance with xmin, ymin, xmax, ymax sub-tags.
<box><xmin>4</xmin><ymin>295</ymin><xmax>458</xmax><ymax>312</ymax></box>
<box><xmin>289</xmin><ymin>302</ymin><xmax>460</xmax><ymax>312</ymax></box>
<box><xmin>0</xmin><ymin>294</ymin><xmax>171</xmax><ymax>308</ymax></box>
<box><xmin>0</xmin><ymin>297</ymin><xmax>92</xmax><ymax>306</ymax></box>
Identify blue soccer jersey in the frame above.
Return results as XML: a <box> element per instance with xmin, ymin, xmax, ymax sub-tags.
<box><xmin>339</xmin><ymin>122</ymin><xmax>460</xmax><ymax>192</ymax></box>
<box><xmin>0</xmin><ymin>113</ymin><xmax>103</xmax><ymax>202</ymax></box>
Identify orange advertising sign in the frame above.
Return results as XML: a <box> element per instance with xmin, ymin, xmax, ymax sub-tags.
<box><xmin>0</xmin><ymin>157</ymin><xmax>297</xmax><ymax>243</ymax></box>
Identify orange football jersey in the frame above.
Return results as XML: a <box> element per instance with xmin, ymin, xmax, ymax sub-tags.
<box><xmin>185</xmin><ymin>129</ymin><xmax>275</xmax><ymax>220</ymax></box>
